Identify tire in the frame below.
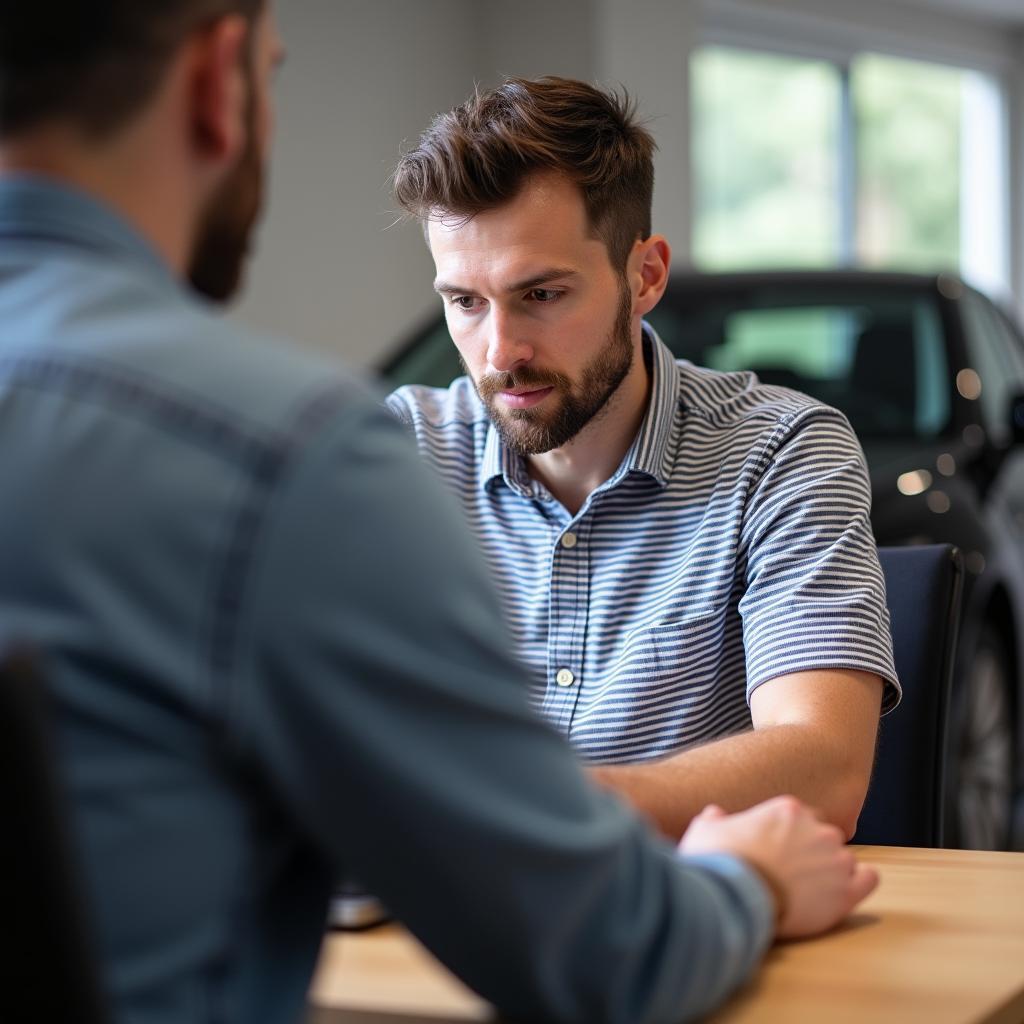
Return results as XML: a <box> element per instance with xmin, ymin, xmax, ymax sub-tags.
<box><xmin>952</xmin><ymin>627</ymin><xmax>1015</xmax><ymax>850</ymax></box>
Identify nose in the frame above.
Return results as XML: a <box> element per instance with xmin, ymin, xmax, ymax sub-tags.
<box><xmin>486</xmin><ymin>307</ymin><xmax>533</xmax><ymax>373</ymax></box>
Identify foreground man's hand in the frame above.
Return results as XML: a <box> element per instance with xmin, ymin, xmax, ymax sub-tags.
<box><xmin>678</xmin><ymin>795</ymin><xmax>879</xmax><ymax>939</ymax></box>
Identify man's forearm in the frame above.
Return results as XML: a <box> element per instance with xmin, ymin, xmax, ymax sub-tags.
<box><xmin>589</xmin><ymin>722</ymin><xmax>870</xmax><ymax>841</ymax></box>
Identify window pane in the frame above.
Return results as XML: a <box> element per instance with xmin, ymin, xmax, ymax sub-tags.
<box><xmin>853</xmin><ymin>54</ymin><xmax>962</xmax><ymax>272</ymax></box>
<box><xmin>702</xmin><ymin>307</ymin><xmax>853</xmax><ymax>378</ymax></box>
<box><xmin>691</xmin><ymin>47</ymin><xmax>840</xmax><ymax>270</ymax></box>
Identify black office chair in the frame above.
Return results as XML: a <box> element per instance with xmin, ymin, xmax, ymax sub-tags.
<box><xmin>854</xmin><ymin>545</ymin><xmax>964</xmax><ymax>847</ymax></box>
<box><xmin>0</xmin><ymin>647</ymin><xmax>108</xmax><ymax>1024</ymax></box>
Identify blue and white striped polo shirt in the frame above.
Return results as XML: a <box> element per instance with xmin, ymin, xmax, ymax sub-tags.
<box><xmin>387</xmin><ymin>328</ymin><xmax>900</xmax><ymax>764</ymax></box>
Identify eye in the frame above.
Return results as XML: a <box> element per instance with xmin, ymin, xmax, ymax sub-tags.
<box><xmin>448</xmin><ymin>295</ymin><xmax>484</xmax><ymax>313</ymax></box>
<box><xmin>528</xmin><ymin>288</ymin><xmax>561</xmax><ymax>303</ymax></box>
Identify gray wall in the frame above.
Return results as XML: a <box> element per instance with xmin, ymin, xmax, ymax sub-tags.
<box><xmin>235</xmin><ymin>0</ymin><xmax>600</xmax><ymax>369</ymax></box>
<box><xmin>482</xmin><ymin>0</ymin><xmax>595</xmax><ymax>83</ymax></box>
<box><xmin>234</xmin><ymin>0</ymin><xmax>478</xmax><ymax>367</ymax></box>
<box><xmin>596</xmin><ymin>0</ymin><xmax>697</xmax><ymax>269</ymax></box>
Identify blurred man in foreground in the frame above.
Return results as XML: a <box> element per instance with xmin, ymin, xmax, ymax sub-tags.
<box><xmin>0</xmin><ymin>4</ymin><xmax>876</xmax><ymax>1023</ymax></box>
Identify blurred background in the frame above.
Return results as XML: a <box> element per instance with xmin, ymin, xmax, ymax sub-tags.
<box><xmin>233</xmin><ymin>0</ymin><xmax>1024</xmax><ymax>367</ymax></box>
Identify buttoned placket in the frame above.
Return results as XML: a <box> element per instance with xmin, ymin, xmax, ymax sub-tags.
<box><xmin>487</xmin><ymin>330</ymin><xmax>679</xmax><ymax>741</ymax></box>
<box><xmin>543</xmin><ymin>503</ymin><xmax>591</xmax><ymax>735</ymax></box>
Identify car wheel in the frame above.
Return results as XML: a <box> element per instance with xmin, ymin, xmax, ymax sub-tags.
<box><xmin>954</xmin><ymin>627</ymin><xmax>1015</xmax><ymax>850</ymax></box>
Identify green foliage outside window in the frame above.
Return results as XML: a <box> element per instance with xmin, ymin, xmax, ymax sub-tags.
<box><xmin>692</xmin><ymin>46</ymin><xmax>963</xmax><ymax>275</ymax></box>
<box><xmin>853</xmin><ymin>53</ymin><xmax>961</xmax><ymax>272</ymax></box>
<box><xmin>692</xmin><ymin>48</ymin><xmax>839</xmax><ymax>269</ymax></box>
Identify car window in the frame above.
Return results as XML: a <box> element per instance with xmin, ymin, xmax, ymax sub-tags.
<box><xmin>646</xmin><ymin>288</ymin><xmax>950</xmax><ymax>440</ymax></box>
<box><xmin>382</xmin><ymin>284</ymin><xmax>954</xmax><ymax>442</ymax></box>
<box><xmin>958</xmin><ymin>292</ymin><xmax>1018</xmax><ymax>445</ymax></box>
<box><xmin>990</xmin><ymin>305</ymin><xmax>1024</xmax><ymax>386</ymax></box>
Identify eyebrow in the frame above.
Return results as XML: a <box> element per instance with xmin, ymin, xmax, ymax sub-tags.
<box><xmin>433</xmin><ymin>267</ymin><xmax>579</xmax><ymax>295</ymax></box>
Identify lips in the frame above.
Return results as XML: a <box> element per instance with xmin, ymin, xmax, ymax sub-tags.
<box><xmin>498</xmin><ymin>386</ymin><xmax>555</xmax><ymax>409</ymax></box>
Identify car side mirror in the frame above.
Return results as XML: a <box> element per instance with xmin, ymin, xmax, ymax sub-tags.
<box><xmin>1012</xmin><ymin>394</ymin><xmax>1024</xmax><ymax>445</ymax></box>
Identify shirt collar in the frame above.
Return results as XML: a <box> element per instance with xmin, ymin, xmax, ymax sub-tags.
<box><xmin>479</xmin><ymin>323</ymin><xmax>682</xmax><ymax>495</ymax></box>
<box><xmin>0</xmin><ymin>174</ymin><xmax>176</xmax><ymax>287</ymax></box>
<box><xmin>620</xmin><ymin>324</ymin><xmax>682</xmax><ymax>488</ymax></box>
<box><xmin>481</xmin><ymin>415</ymin><xmax>534</xmax><ymax>495</ymax></box>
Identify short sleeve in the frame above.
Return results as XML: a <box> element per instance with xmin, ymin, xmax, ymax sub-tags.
<box><xmin>738</xmin><ymin>406</ymin><xmax>900</xmax><ymax>712</ymax></box>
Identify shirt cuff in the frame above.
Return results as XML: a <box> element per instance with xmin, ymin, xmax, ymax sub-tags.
<box><xmin>679</xmin><ymin>851</ymin><xmax>776</xmax><ymax>958</ymax></box>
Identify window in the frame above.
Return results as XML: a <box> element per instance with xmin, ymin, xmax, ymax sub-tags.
<box><xmin>691</xmin><ymin>45</ymin><xmax>1008</xmax><ymax>293</ymax></box>
<box><xmin>691</xmin><ymin>48</ymin><xmax>840</xmax><ymax>269</ymax></box>
<box><xmin>853</xmin><ymin>54</ymin><xmax>961</xmax><ymax>272</ymax></box>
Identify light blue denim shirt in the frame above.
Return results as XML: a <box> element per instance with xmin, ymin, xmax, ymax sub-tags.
<box><xmin>0</xmin><ymin>177</ymin><xmax>773</xmax><ymax>1024</ymax></box>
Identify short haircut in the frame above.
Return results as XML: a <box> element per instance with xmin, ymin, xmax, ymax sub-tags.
<box><xmin>0</xmin><ymin>0</ymin><xmax>264</xmax><ymax>139</ymax></box>
<box><xmin>393</xmin><ymin>76</ymin><xmax>656</xmax><ymax>272</ymax></box>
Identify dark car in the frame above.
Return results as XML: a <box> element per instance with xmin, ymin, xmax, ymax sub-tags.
<box><xmin>381</xmin><ymin>269</ymin><xmax>1024</xmax><ymax>851</ymax></box>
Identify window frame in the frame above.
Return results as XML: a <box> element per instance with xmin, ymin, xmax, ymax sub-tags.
<box><xmin>691</xmin><ymin>2</ymin><xmax>1015</xmax><ymax>296</ymax></box>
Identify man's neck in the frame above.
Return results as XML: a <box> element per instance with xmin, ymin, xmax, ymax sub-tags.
<box><xmin>0</xmin><ymin>127</ymin><xmax>194</xmax><ymax>277</ymax></box>
<box><xmin>526</xmin><ymin>349</ymin><xmax>652</xmax><ymax>517</ymax></box>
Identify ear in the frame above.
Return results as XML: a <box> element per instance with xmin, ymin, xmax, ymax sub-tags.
<box><xmin>630</xmin><ymin>235</ymin><xmax>672</xmax><ymax>318</ymax></box>
<box><xmin>186</xmin><ymin>15</ymin><xmax>250</xmax><ymax>164</ymax></box>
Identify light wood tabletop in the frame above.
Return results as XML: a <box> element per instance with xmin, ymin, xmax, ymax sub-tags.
<box><xmin>308</xmin><ymin>846</ymin><xmax>1024</xmax><ymax>1024</ymax></box>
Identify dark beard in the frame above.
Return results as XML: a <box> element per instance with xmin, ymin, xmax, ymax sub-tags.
<box><xmin>187</xmin><ymin>74</ymin><xmax>264</xmax><ymax>302</ymax></box>
<box><xmin>474</xmin><ymin>282</ymin><xmax>634</xmax><ymax>456</ymax></box>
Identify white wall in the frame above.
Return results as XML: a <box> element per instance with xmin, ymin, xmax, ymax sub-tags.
<box><xmin>596</xmin><ymin>0</ymin><xmax>698</xmax><ymax>268</ymax></box>
<box><xmin>700</xmin><ymin>0</ymin><xmax>1019</xmax><ymax>69</ymax></box>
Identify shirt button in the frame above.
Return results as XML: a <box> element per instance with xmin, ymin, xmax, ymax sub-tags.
<box><xmin>555</xmin><ymin>668</ymin><xmax>576</xmax><ymax>687</ymax></box>
<box><xmin>561</xmin><ymin>532</ymin><xmax>578</xmax><ymax>549</ymax></box>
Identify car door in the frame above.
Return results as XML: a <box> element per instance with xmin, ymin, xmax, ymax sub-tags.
<box><xmin>955</xmin><ymin>289</ymin><xmax>1024</xmax><ymax>849</ymax></box>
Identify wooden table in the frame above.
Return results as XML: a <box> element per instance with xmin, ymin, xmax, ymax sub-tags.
<box><xmin>308</xmin><ymin>846</ymin><xmax>1024</xmax><ymax>1024</ymax></box>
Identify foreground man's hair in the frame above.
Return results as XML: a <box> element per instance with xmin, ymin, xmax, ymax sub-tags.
<box><xmin>0</xmin><ymin>0</ymin><xmax>263</xmax><ymax>138</ymax></box>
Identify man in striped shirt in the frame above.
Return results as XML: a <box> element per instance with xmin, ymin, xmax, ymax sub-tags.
<box><xmin>388</xmin><ymin>77</ymin><xmax>899</xmax><ymax>841</ymax></box>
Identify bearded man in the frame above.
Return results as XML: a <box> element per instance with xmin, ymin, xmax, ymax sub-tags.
<box><xmin>389</xmin><ymin>76</ymin><xmax>900</xmax><ymax>841</ymax></box>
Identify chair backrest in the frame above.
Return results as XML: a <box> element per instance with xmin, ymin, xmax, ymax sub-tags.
<box><xmin>0</xmin><ymin>647</ymin><xmax>108</xmax><ymax>1024</ymax></box>
<box><xmin>854</xmin><ymin>545</ymin><xmax>963</xmax><ymax>847</ymax></box>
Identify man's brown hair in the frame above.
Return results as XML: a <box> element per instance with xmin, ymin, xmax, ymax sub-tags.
<box><xmin>393</xmin><ymin>76</ymin><xmax>656</xmax><ymax>271</ymax></box>
<box><xmin>0</xmin><ymin>0</ymin><xmax>264</xmax><ymax>139</ymax></box>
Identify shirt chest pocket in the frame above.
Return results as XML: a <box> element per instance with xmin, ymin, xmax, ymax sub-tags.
<box><xmin>606</xmin><ymin>610</ymin><xmax>726</xmax><ymax>695</ymax></box>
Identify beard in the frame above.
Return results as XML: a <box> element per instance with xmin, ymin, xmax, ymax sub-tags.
<box><xmin>187</xmin><ymin>90</ymin><xmax>265</xmax><ymax>302</ymax></box>
<box><xmin>472</xmin><ymin>282</ymin><xmax>634</xmax><ymax>456</ymax></box>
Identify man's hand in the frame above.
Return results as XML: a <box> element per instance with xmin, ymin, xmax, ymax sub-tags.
<box><xmin>678</xmin><ymin>795</ymin><xmax>879</xmax><ymax>939</ymax></box>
